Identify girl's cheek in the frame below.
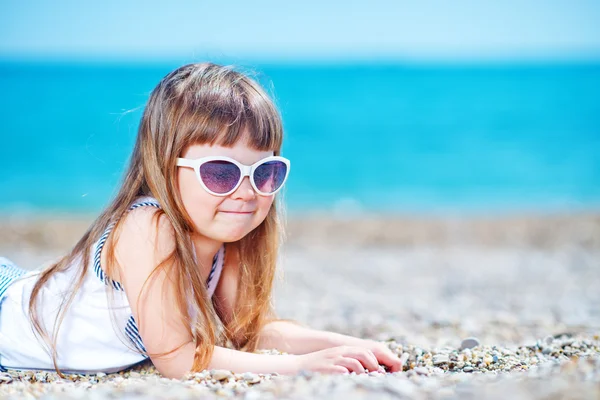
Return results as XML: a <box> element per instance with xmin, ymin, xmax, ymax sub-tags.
<box><xmin>259</xmin><ymin>196</ymin><xmax>275</xmax><ymax>217</ymax></box>
<box><xmin>177</xmin><ymin>173</ymin><xmax>218</xmax><ymax>224</ymax></box>
<box><xmin>177</xmin><ymin>170</ymin><xmax>199</xmax><ymax>200</ymax></box>
<box><xmin>192</xmin><ymin>193</ymin><xmax>223</xmax><ymax>217</ymax></box>
<box><xmin>178</xmin><ymin>171</ymin><xmax>215</xmax><ymax>206</ymax></box>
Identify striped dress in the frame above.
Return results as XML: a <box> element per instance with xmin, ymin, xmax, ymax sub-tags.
<box><xmin>0</xmin><ymin>196</ymin><xmax>225</xmax><ymax>373</ymax></box>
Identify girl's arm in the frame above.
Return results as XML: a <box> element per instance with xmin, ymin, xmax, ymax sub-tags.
<box><xmin>212</xmin><ymin>242</ymin><xmax>360</xmax><ymax>355</ymax></box>
<box><xmin>141</xmin><ymin>340</ymin><xmax>299</xmax><ymax>378</ymax></box>
<box><xmin>113</xmin><ymin>207</ymin><xmax>300</xmax><ymax>378</ymax></box>
<box><xmin>256</xmin><ymin>320</ymin><xmax>353</xmax><ymax>354</ymax></box>
<box><xmin>209</xmin><ymin>345</ymin><xmax>298</xmax><ymax>375</ymax></box>
<box><xmin>256</xmin><ymin>321</ymin><xmax>403</xmax><ymax>372</ymax></box>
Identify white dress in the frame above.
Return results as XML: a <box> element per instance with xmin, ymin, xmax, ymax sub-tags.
<box><xmin>0</xmin><ymin>196</ymin><xmax>224</xmax><ymax>373</ymax></box>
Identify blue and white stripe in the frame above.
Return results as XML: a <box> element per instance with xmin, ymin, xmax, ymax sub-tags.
<box><xmin>125</xmin><ymin>315</ymin><xmax>147</xmax><ymax>354</ymax></box>
<box><xmin>0</xmin><ymin>258</ymin><xmax>28</xmax><ymax>372</ymax></box>
<box><xmin>206</xmin><ymin>250</ymin><xmax>219</xmax><ymax>287</ymax></box>
<box><xmin>0</xmin><ymin>258</ymin><xmax>27</xmax><ymax>302</ymax></box>
<box><xmin>93</xmin><ymin>221</ymin><xmax>122</xmax><ymax>291</ymax></box>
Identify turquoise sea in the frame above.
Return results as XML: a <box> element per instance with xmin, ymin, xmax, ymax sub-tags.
<box><xmin>1</xmin><ymin>60</ymin><xmax>599</xmax><ymax>215</ymax></box>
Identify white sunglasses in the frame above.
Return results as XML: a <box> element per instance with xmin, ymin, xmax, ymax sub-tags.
<box><xmin>176</xmin><ymin>155</ymin><xmax>290</xmax><ymax>196</ymax></box>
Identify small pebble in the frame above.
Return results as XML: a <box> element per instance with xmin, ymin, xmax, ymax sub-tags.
<box><xmin>242</xmin><ymin>372</ymin><xmax>261</xmax><ymax>384</ymax></box>
<box><xmin>433</xmin><ymin>354</ymin><xmax>450</xmax><ymax>365</ymax></box>
<box><xmin>211</xmin><ymin>370</ymin><xmax>233</xmax><ymax>381</ymax></box>
<box><xmin>460</xmin><ymin>337</ymin><xmax>481</xmax><ymax>350</ymax></box>
<box><xmin>400</xmin><ymin>352</ymin><xmax>410</xmax><ymax>365</ymax></box>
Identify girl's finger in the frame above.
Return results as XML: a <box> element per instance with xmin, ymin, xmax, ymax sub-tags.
<box><xmin>328</xmin><ymin>365</ymin><xmax>350</xmax><ymax>374</ymax></box>
<box><xmin>389</xmin><ymin>357</ymin><xmax>403</xmax><ymax>372</ymax></box>
<box><xmin>337</xmin><ymin>357</ymin><xmax>366</xmax><ymax>374</ymax></box>
<box><xmin>387</xmin><ymin>354</ymin><xmax>403</xmax><ymax>372</ymax></box>
<box><xmin>345</xmin><ymin>348</ymin><xmax>379</xmax><ymax>371</ymax></box>
<box><xmin>372</xmin><ymin>347</ymin><xmax>403</xmax><ymax>372</ymax></box>
<box><xmin>366</xmin><ymin>350</ymin><xmax>380</xmax><ymax>371</ymax></box>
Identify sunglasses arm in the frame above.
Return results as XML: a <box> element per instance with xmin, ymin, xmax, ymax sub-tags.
<box><xmin>176</xmin><ymin>158</ymin><xmax>196</xmax><ymax>168</ymax></box>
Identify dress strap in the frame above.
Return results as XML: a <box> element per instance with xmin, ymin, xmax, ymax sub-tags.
<box><xmin>93</xmin><ymin>197</ymin><xmax>161</xmax><ymax>291</ymax></box>
<box><xmin>0</xmin><ymin>258</ymin><xmax>27</xmax><ymax>301</ymax></box>
<box><xmin>206</xmin><ymin>245</ymin><xmax>226</xmax><ymax>296</ymax></box>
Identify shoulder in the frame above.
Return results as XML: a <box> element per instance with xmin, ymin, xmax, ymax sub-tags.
<box><xmin>112</xmin><ymin>201</ymin><xmax>176</xmax><ymax>276</ymax></box>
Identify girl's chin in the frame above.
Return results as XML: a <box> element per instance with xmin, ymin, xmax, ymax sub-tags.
<box><xmin>215</xmin><ymin>226</ymin><xmax>253</xmax><ymax>242</ymax></box>
<box><xmin>220</xmin><ymin>233</ymin><xmax>248</xmax><ymax>243</ymax></box>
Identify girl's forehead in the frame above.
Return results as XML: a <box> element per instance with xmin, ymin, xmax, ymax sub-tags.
<box><xmin>183</xmin><ymin>142</ymin><xmax>274</xmax><ymax>164</ymax></box>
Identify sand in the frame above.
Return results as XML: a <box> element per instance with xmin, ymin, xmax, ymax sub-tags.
<box><xmin>1</xmin><ymin>212</ymin><xmax>599</xmax><ymax>399</ymax></box>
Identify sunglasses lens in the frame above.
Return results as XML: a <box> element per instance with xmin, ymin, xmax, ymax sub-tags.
<box><xmin>199</xmin><ymin>160</ymin><xmax>241</xmax><ymax>194</ymax></box>
<box><xmin>253</xmin><ymin>160</ymin><xmax>287</xmax><ymax>194</ymax></box>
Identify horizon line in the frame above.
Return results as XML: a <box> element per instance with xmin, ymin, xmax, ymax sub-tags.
<box><xmin>2</xmin><ymin>52</ymin><xmax>600</xmax><ymax>67</ymax></box>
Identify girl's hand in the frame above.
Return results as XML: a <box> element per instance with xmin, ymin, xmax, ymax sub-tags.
<box><xmin>352</xmin><ymin>339</ymin><xmax>403</xmax><ymax>373</ymax></box>
<box><xmin>295</xmin><ymin>346</ymin><xmax>380</xmax><ymax>374</ymax></box>
<box><xmin>324</xmin><ymin>333</ymin><xmax>404</xmax><ymax>373</ymax></box>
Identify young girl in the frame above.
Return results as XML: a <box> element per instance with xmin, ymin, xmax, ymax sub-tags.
<box><xmin>0</xmin><ymin>62</ymin><xmax>402</xmax><ymax>379</ymax></box>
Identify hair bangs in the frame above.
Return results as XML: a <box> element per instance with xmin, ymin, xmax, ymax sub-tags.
<box><xmin>182</xmin><ymin>75</ymin><xmax>283</xmax><ymax>153</ymax></box>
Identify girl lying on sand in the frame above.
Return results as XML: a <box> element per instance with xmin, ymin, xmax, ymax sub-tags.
<box><xmin>0</xmin><ymin>62</ymin><xmax>402</xmax><ymax>378</ymax></box>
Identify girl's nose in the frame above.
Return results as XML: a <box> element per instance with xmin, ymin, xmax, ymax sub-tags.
<box><xmin>232</xmin><ymin>176</ymin><xmax>256</xmax><ymax>200</ymax></box>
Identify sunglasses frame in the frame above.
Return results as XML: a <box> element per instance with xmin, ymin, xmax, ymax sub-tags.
<box><xmin>176</xmin><ymin>155</ymin><xmax>290</xmax><ymax>197</ymax></box>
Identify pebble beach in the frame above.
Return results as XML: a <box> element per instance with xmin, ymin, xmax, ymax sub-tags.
<box><xmin>1</xmin><ymin>213</ymin><xmax>599</xmax><ymax>399</ymax></box>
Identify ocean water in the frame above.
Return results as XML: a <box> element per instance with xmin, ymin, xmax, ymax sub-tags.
<box><xmin>1</xmin><ymin>60</ymin><xmax>599</xmax><ymax>215</ymax></box>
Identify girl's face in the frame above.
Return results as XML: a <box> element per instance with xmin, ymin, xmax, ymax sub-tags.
<box><xmin>177</xmin><ymin>138</ymin><xmax>276</xmax><ymax>243</ymax></box>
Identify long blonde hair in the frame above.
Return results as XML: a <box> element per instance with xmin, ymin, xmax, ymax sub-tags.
<box><xmin>28</xmin><ymin>62</ymin><xmax>288</xmax><ymax>375</ymax></box>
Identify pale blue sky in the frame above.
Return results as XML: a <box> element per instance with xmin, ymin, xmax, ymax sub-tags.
<box><xmin>1</xmin><ymin>0</ymin><xmax>600</xmax><ymax>62</ymax></box>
